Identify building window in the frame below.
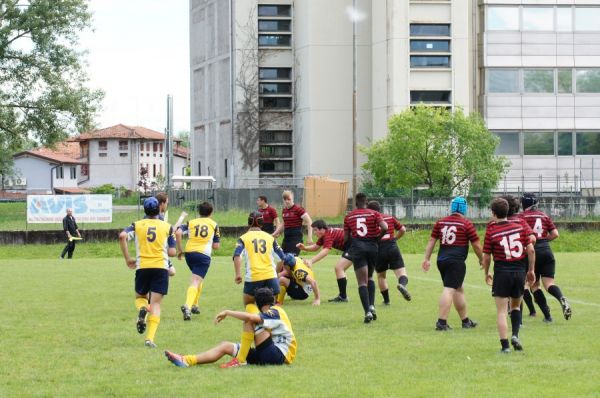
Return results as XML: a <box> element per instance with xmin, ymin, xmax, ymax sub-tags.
<box><xmin>99</xmin><ymin>153</ymin><xmax>107</xmax><ymax>158</ymax></box>
<box><xmin>198</xmin><ymin>161</ymin><xmax>202</xmax><ymax>175</ymax></box>
<box><xmin>258</xmin><ymin>5</ymin><xmax>291</xmax><ymax>17</ymax></box>
<box><xmin>524</xmin><ymin>132</ymin><xmax>554</xmax><ymax>155</ymax></box>
<box><xmin>120</xmin><ymin>153</ymin><xmax>128</xmax><ymax>157</ymax></box>
<box><xmin>487</xmin><ymin>7</ymin><xmax>519</xmax><ymax>30</ymax></box>
<box><xmin>523</xmin><ymin>70</ymin><xmax>554</xmax><ymax>93</ymax></box>
<box><xmin>260</xmin><ymin>130</ymin><xmax>292</xmax><ymax>143</ymax></box>
<box><xmin>259</xmin><ymin>68</ymin><xmax>292</xmax><ymax>80</ymax></box>
<box><xmin>55</xmin><ymin>166</ymin><xmax>64</xmax><ymax>179</ymax></box>
<box><xmin>81</xmin><ymin>164</ymin><xmax>88</xmax><ymax>176</ymax></box>
<box><xmin>146</xmin><ymin>143</ymin><xmax>151</xmax><ymax>151</ymax></box>
<box><xmin>224</xmin><ymin>159</ymin><xmax>228</xmax><ymax>178</ymax></box>
<box><xmin>487</xmin><ymin>70</ymin><xmax>519</xmax><ymax>93</ymax></box>
<box><xmin>260</xmin><ymin>160</ymin><xmax>292</xmax><ymax>173</ymax></box>
<box><xmin>70</xmin><ymin>167</ymin><xmax>76</xmax><ymax>179</ymax></box>
<box><xmin>153</xmin><ymin>143</ymin><xmax>158</xmax><ymax>152</ymax></box>
<box><xmin>558</xmin><ymin>69</ymin><xmax>573</xmax><ymax>93</ymax></box>
<box><xmin>522</xmin><ymin>7</ymin><xmax>554</xmax><ymax>31</ymax></box>
<box><xmin>410</xmin><ymin>56</ymin><xmax>450</xmax><ymax>68</ymax></box>
<box><xmin>409</xmin><ymin>24</ymin><xmax>450</xmax><ymax>36</ymax></box>
<box><xmin>260</xmin><ymin>97</ymin><xmax>292</xmax><ymax>109</ymax></box>
<box><xmin>556</xmin><ymin>7</ymin><xmax>572</xmax><ymax>32</ymax></box>
<box><xmin>259</xmin><ymin>83</ymin><xmax>292</xmax><ymax>94</ymax></box>
<box><xmin>410</xmin><ymin>40</ymin><xmax>450</xmax><ymax>52</ymax></box>
<box><xmin>260</xmin><ymin>145</ymin><xmax>292</xmax><ymax>158</ymax></box>
<box><xmin>98</xmin><ymin>141</ymin><xmax>107</xmax><ymax>151</ymax></box>
<box><xmin>258</xmin><ymin>20</ymin><xmax>291</xmax><ymax>32</ymax></box>
<box><xmin>575</xmin><ymin>8</ymin><xmax>600</xmax><ymax>31</ymax></box>
<box><xmin>576</xmin><ymin>69</ymin><xmax>600</xmax><ymax>93</ymax></box>
<box><xmin>558</xmin><ymin>132</ymin><xmax>573</xmax><ymax>156</ymax></box>
<box><xmin>153</xmin><ymin>164</ymin><xmax>156</xmax><ymax>177</ymax></box>
<box><xmin>410</xmin><ymin>91</ymin><xmax>451</xmax><ymax>104</ymax></box>
<box><xmin>258</xmin><ymin>34</ymin><xmax>291</xmax><ymax>47</ymax></box>
<box><xmin>576</xmin><ymin>133</ymin><xmax>600</xmax><ymax>155</ymax></box>
<box><xmin>494</xmin><ymin>133</ymin><xmax>520</xmax><ymax>155</ymax></box>
<box><xmin>80</xmin><ymin>143</ymin><xmax>89</xmax><ymax>158</ymax></box>
<box><xmin>119</xmin><ymin>140</ymin><xmax>128</xmax><ymax>150</ymax></box>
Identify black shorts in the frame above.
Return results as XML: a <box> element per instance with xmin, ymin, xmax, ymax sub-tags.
<box><xmin>437</xmin><ymin>258</ymin><xmax>466</xmax><ymax>289</ymax></box>
<box><xmin>282</xmin><ymin>227</ymin><xmax>302</xmax><ymax>255</ymax></box>
<box><xmin>340</xmin><ymin>239</ymin><xmax>353</xmax><ymax>261</ymax></box>
<box><xmin>286</xmin><ymin>279</ymin><xmax>309</xmax><ymax>300</ymax></box>
<box><xmin>375</xmin><ymin>241</ymin><xmax>404</xmax><ymax>273</ymax></box>
<box><xmin>535</xmin><ymin>247</ymin><xmax>556</xmax><ymax>279</ymax></box>
<box><xmin>135</xmin><ymin>268</ymin><xmax>169</xmax><ymax>296</ymax></box>
<box><xmin>247</xmin><ymin>337</ymin><xmax>286</xmax><ymax>365</ymax></box>
<box><xmin>243</xmin><ymin>278</ymin><xmax>280</xmax><ymax>296</ymax></box>
<box><xmin>184</xmin><ymin>252</ymin><xmax>211</xmax><ymax>278</ymax></box>
<box><xmin>492</xmin><ymin>271</ymin><xmax>526</xmax><ymax>298</ymax></box>
<box><xmin>261</xmin><ymin>223</ymin><xmax>275</xmax><ymax>234</ymax></box>
<box><xmin>350</xmin><ymin>239</ymin><xmax>378</xmax><ymax>272</ymax></box>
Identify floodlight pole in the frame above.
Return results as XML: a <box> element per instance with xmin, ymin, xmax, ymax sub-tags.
<box><xmin>165</xmin><ymin>94</ymin><xmax>174</xmax><ymax>190</ymax></box>
<box><xmin>351</xmin><ymin>0</ymin><xmax>358</xmax><ymax>207</ymax></box>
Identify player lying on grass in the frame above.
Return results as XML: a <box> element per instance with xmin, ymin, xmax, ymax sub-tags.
<box><xmin>165</xmin><ymin>287</ymin><xmax>296</xmax><ymax>368</ymax></box>
<box><xmin>276</xmin><ymin>254</ymin><xmax>321</xmax><ymax>306</ymax></box>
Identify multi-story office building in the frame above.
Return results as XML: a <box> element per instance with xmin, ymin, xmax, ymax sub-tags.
<box><xmin>190</xmin><ymin>0</ymin><xmax>600</xmax><ymax>193</ymax></box>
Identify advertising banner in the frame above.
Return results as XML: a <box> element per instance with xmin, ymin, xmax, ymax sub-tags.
<box><xmin>27</xmin><ymin>195</ymin><xmax>113</xmax><ymax>223</ymax></box>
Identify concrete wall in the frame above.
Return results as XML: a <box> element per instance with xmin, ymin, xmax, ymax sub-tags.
<box><xmin>13</xmin><ymin>156</ymin><xmax>79</xmax><ymax>193</ymax></box>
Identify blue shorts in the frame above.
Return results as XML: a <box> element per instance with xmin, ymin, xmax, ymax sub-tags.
<box><xmin>247</xmin><ymin>337</ymin><xmax>286</xmax><ymax>365</ymax></box>
<box><xmin>243</xmin><ymin>278</ymin><xmax>280</xmax><ymax>296</ymax></box>
<box><xmin>286</xmin><ymin>279</ymin><xmax>309</xmax><ymax>300</ymax></box>
<box><xmin>184</xmin><ymin>252</ymin><xmax>211</xmax><ymax>278</ymax></box>
<box><xmin>135</xmin><ymin>268</ymin><xmax>169</xmax><ymax>296</ymax></box>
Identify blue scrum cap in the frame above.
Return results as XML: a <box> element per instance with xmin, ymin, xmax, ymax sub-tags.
<box><xmin>283</xmin><ymin>253</ymin><xmax>296</xmax><ymax>268</ymax></box>
<box><xmin>143</xmin><ymin>197</ymin><xmax>160</xmax><ymax>216</ymax></box>
<box><xmin>450</xmin><ymin>196</ymin><xmax>467</xmax><ymax>215</ymax></box>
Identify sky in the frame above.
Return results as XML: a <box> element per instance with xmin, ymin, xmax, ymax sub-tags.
<box><xmin>79</xmin><ymin>0</ymin><xmax>190</xmax><ymax>134</ymax></box>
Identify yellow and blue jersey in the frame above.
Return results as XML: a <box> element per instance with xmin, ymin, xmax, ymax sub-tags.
<box><xmin>257</xmin><ymin>305</ymin><xmax>297</xmax><ymax>364</ymax></box>
<box><xmin>180</xmin><ymin>217</ymin><xmax>220</xmax><ymax>256</ymax></box>
<box><xmin>123</xmin><ymin>218</ymin><xmax>175</xmax><ymax>269</ymax></box>
<box><xmin>233</xmin><ymin>230</ymin><xmax>285</xmax><ymax>282</ymax></box>
<box><xmin>291</xmin><ymin>260</ymin><xmax>316</xmax><ymax>295</ymax></box>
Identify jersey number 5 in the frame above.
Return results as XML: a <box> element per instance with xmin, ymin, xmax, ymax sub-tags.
<box><xmin>147</xmin><ymin>226</ymin><xmax>157</xmax><ymax>242</ymax></box>
<box><xmin>252</xmin><ymin>238</ymin><xmax>267</xmax><ymax>254</ymax></box>
<box><xmin>356</xmin><ymin>217</ymin><xmax>367</xmax><ymax>237</ymax></box>
<box><xmin>499</xmin><ymin>233</ymin><xmax>523</xmax><ymax>259</ymax></box>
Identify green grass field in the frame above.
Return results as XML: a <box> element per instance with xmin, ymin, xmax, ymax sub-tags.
<box><xmin>1</xmin><ymin>252</ymin><xmax>598</xmax><ymax>397</ymax></box>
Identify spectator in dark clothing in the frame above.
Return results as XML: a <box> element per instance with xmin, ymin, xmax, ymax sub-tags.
<box><xmin>60</xmin><ymin>208</ymin><xmax>81</xmax><ymax>259</ymax></box>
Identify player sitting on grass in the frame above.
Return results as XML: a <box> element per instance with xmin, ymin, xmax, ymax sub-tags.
<box><xmin>119</xmin><ymin>197</ymin><xmax>176</xmax><ymax>348</ymax></box>
<box><xmin>164</xmin><ymin>287</ymin><xmax>296</xmax><ymax>368</ymax></box>
<box><xmin>276</xmin><ymin>254</ymin><xmax>321</xmax><ymax>306</ymax></box>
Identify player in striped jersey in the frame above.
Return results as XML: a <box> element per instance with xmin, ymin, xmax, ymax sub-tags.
<box><xmin>273</xmin><ymin>190</ymin><xmax>313</xmax><ymax>255</ymax></box>
<box><xmin>176</xmin><ymin>201</ymin><xmax>220</xmax><ymax>320</ymax></box>
<box><xmin>165</xmin><ymin>287</ymin><xmax>296</xmax><ymax>368</ymax></box>
<box><xmin>119</xmin><ymin>197</ymin><xmax>176</xmax><ymax>348</ymax></box>
<box><xmin>296</xmin><ymin>219</ymin><xmax>353</xmax><ymax>302</ymax></box>
<box><xmin>422</xmin><ymin>197</ymin><xmax>482</xmax><ymax>331</ymax></box>
<box><xmin>367</xmin><ymin>201</ymin><xmax>411</xmax><ymax>305</ymax></box>
<box><xmin>520</xmin><ymin>193</ymin><xmax>571</xmax><ymax>321</ymax></box>
<box><xmin>257</xmin><ymin>195</ymin><xmax>280</xmax><ymax>234</ymax></box>
<box><xmin>344</xmin><ymin>193</ymin><xmax>387</xmax><ymax>323</ymax></box>
<box><xmin>482</xmin><ymin>198</ymin><xmax>536</xmax><ymax>353</ymax></box>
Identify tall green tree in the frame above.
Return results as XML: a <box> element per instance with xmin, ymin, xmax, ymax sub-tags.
<box><xmin>0</xmin><ymin>0</ymin><xmax>103</xmax><ymax>181</ymax></box>
<box><xmin>362</xmin><ymin>105</ymin><xmax>508</xmax><ymax>197</ymax></box>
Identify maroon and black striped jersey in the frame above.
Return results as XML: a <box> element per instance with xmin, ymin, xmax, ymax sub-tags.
<box><xmin>380</xmin><ymin>214</ymin><xmax>403</xmax><ymax>242</ymax></box>
<box><xmin>282</xmin><ymin>204</ymin><xmax>306</xmax><ymax>229</ymax></box>
<box><xmin>344</xmin><ymin>208</ymin><xmax>384</xmax><ymax>239</ymax></box>
<box><xmin>315</xmin><ymin>228</ymin><xmax>345</xmax><ymax>250</ymax></box>
<box><xmin>431</xmin><ymin>214</ymin><xmax>479</xmax><ymax>260</ymax></box>
<box><xmin>258</xmin><ymin>205</ymin><xmax>278</xmax><ymax>225</ymax></box>
<box><xmin>483</xmin><ymin>221</ymin><xmax>530</xmax><ymax>264</ymax></box>
<box><xmin>519</xmin><ymin>209</ymin><xmax>556</xmax><ymax>241</ymax></box>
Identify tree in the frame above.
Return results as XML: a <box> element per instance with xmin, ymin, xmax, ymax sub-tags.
<box><xmin>362</xmin><ymin>105</ymin><xmax>508</xmax><ymax>197</ymax></box>
<box><xmin>176</xmin><ymin>130</ymin><xmax>189</xmax><ymax>148</ymax></box>
<box><xmin>0</xmin><ymin>1</ymin><xmax>103</xmax><ymax>162</ymax></box>
<box><xmin>138</xmin><ymin>166</ymin><xmax>150</xmax><ymax>194</ymax></box>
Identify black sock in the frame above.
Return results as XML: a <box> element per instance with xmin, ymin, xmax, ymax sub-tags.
<box><xmin>398</xmin><ymin>275</ymin><xmax>408</xmax><ymax>286</ymax></box>
<box><xmin>337</xmin><ymin>277</ymin><xmax>347</xmax><ymax>298</ymax></box>
<box><xmin>437</xmin><ymin>318</ymin><xmax>447</xmax><ymax>325</ymax></box>
<box><xmin>500</xmin><ymin>339</ymin><xmax>509</xmax><ymax>350</ymax></box>
<box><xmin>533</xmin><ymin>289</ymin><xmax>551</xmax><ymax>318</ymax></box>
<box><xmin>381</xmin><ymin>289</ymin><xmax>390</xmax><ymax>303</ymax></box>
<box><xmin>547</xmin><ymin>285</ymin><xmax>563</xmax><ymax>303</ymax></box>
<box><xmin>510</xmin><ymin>310</ymin><xmax>521</xmax><ymax>337</ymax></box>
<box><xmin>523</xmin><ymin>289</ymin><xmax>536</xmax><ymax>314</ymax></box>
<box><xmin>367</xmin><ymin>279</ymin><xmax>376</xmax><ymax>306</ymax></box>
<box><xmin>461</xmin><ymin>317</ymin><xmax>470</xmax><ymax>324</ymax></box>
<box><xmin>358</xmin><ymin>286</ymin><xmax>370</xmax><ymax>313</ymax></box>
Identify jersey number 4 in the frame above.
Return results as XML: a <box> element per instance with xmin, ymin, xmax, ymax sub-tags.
<box><xmin>533</xmin><ymin>218</ymin><xmax>543</xmax><ymax>238</ymax></box>
<box><xmin>499</xmin><ymin>233</ymin><xmax>523</xmax><ymax>259</ymax></box>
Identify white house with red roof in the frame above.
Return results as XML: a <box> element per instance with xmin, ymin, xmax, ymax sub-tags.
<box><xmin>12</xmin><ymin>124</ymin><xmax>189</xmax><ymax>193</ymax></box>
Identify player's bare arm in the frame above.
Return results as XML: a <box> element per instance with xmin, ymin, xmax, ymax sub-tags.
<box><xmin>422</xmin><ymin>237</ymin><xmax>437</xmax><ymax>272</ymax></box>
<box><xmin>214</xmin><ymin>310</ymin><xmax>263</xmax><ymax>325</ymax></box>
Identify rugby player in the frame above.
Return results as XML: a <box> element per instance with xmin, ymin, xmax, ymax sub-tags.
<box><xmin>273</xmin><ymin>190</ymin><xmax>313</xmax><ymax>255</ymax></box>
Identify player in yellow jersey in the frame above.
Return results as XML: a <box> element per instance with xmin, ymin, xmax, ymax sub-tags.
<box><xmin>164</xmin><ymin>287</ymin><xmax>296</xmax><ymax>368</ymax></box>
<box><xmin>119</xmin><ymin>197</ymin><xmax>176</xmax><ymax>348</ymax></box>
<box><xmin>277</xmin><ymin>254</ymin><xmax>321</xmax><ymax>306</ymax></box>
<box><xmin>176</xmin><ymin>201</ymin><xmax>220</xmax><ymax>320</ymax></box>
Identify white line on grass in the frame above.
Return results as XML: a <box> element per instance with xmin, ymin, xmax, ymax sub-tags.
<box><xmin>411</xmin><ymin>275</ymin><xmax>600</xmax><ymax>308</ymax></box>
